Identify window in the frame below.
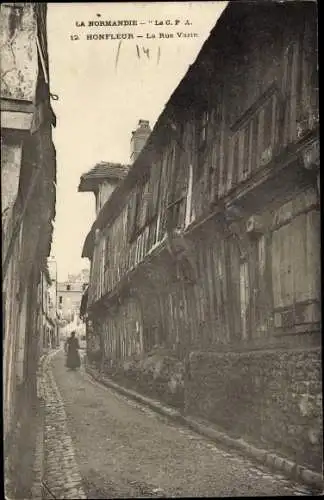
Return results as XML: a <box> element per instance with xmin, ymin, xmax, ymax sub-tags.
<box><xmin>146</xmin><ymin>166</ymin><xmax>160</xmax><ymax>223</ymax></box>
<box><xmin>66</xmin><ymin>284</ymin><xmax>71</xmax><ymax>291</ymax></box>
<box><xmin>59</xmin><ymin>296</ymin><xmax>62</xmax><ymax>305</ymax></box>
<box><xmin>232</xmin><ymin>133</ymin><xmax>240</xmax><ymax>184</ymax></box>
<box><xmin>141</xmin><ymin>180</ymin><xmax>152</xmax><ymax>226</ymax></box>
<box><xmin>242</xmin><ymin>125</ymin><xmax>250</xmax><ymax>178</ymax></box>
<box><xmin>150</xmin><ymin>161</ymin><xmax>161</xmax><ymax>220</ymax></box>
<box><xmin>229</xmin><ymin>85</ymin><xmax>279</xmax><ymax>185</ymax></box>
<box><xmin>127</xmin><ymin>190</ymin><xmax>139</xmax><ymax>242</ymax></box>
<box><xmin>128</xmin><ymin>175</ymin><xmax>153</xmax><ymax>240</ymax></box>
<box><xmin>196</xmin><ymin>108</ymin><xmax>210</xmax><ymax>181</ymax></box>
<box><xmin>198</xmin><ymin>110</ymin><xmax>209</xmax><ymax>149</ymax></box>
<box><xmin>250</xmin><ymin>115</ymin><xmax>258</xmax><ymax>172</ymax></box>
<box><xmin>104</xmin><ymin>234</ymin><xmax>110</xmax><ymax>268</ymax></box>
<box><xmin>263</xmin><ymin>98</ymin><xmax>273</xmax><ymax>153</ymax></box>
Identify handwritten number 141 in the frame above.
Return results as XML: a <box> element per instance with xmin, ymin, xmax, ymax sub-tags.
<box><xmin>136</xmin><ymin>44</ymin><xmax>161</xmax><ymax>63</ymax></box>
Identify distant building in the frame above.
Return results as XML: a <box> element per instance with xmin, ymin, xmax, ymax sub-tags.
<box><xmin>40</xmin><ymin>264</ymin><xmax>56</xmax><ymax>350</ymax></box>
<box><xmin>47</xmin><ymin>257</ymin><xmax>59</xmax><ymax>346</ymax></box>
<box><xmin>67</xmin><ymin>268</ymin><xmax>90</xmax><ymax>284</ymax></box>
<box><xmin>48</xmin><ymin>257</ymin><xmax>58</xmax><ymax>318</ymax></box>
<box><xmin>57</xmin><ymin>278</ymin><xmax>89</xmax><ymax>323</ymax></box>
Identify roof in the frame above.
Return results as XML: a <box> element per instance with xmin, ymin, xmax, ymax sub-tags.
<box><xmin>81</xmin><ymin>6</ymin><xmax>230</xmax><ymax>259</ymax></box>
<box><xmin>82</xmin><ymin>0</ymin><xmax>313</xmax><ymax>260</ymax></box>
<box><xmin>78</xmin><ymin>161</ymin><xmax>130</xmax><ymax>192</ymax></box>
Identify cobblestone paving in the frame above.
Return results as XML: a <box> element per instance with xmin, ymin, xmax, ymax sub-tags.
<box><xmin>41</xmin><ymin>352</ymin><xmax>86</xmax><ymax>499</ymax></box>
<box><xmin>43</xmin><ymin>350</ymin><xmax>317</xmax><ymax>498</ymax></box>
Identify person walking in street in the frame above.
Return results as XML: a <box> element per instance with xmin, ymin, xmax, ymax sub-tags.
<box><xmin>64</xmin><ymin>331</ymin><xmax>81</xmax><ymax>370</ymax></box>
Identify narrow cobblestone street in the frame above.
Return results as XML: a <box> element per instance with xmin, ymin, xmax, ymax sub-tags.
<box><xmin>40</xmin><ymin>350</ymin><xmax>315</xmax><ymax>498</ymax></box>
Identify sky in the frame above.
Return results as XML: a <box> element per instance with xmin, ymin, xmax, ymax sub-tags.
<box><xmin>47</xmin><ymin>1</ymin><xmax>227</xmax><ymax>281</ymax></box>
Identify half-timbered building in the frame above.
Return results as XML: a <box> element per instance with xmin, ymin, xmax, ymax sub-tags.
<box><xmin>81</xmin><ymin>2</ymin><xmax>320</xmax><ymax>471</ymax></box>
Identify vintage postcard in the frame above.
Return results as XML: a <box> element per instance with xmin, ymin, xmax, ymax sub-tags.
<box><xmin>1</xmin><ymin>1</ymin><xmax>321</xmax><ymax>498</ymax></box>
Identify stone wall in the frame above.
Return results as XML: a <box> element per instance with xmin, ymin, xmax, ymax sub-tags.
<box><xmin>1</xmin><ymin>141</ymin><xmax>22</xmax><ymax>213</ymax></box>
<box><xmin>185</xmin><ymin>348</ymin><xmax>322</xmax><ymax>472</ymax></box>
<box><xmin>98</xmin><ymin>347</ymin><xmax>185</xmax><ymax>409</ymax></box>
<box><xmin>0</xmin><ymin>3</ymin><xmax>38</xmax><ymax>100</ymax></box>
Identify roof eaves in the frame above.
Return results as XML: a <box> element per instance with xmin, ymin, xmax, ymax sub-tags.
<box><xmin>81</xmin><ymin>4</ymin><xmax>232</xmax><ymax>242</ymax></box>
<box><xmin>82</xmin><ymin>228</ymin><xmax>95</xmax><ymax>259</ymax></box>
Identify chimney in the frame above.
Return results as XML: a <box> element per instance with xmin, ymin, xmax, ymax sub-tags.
<box><xmin>130</xmin><ymin>119</ymin><xmax>151</xmax><ymax>163</ymax></box>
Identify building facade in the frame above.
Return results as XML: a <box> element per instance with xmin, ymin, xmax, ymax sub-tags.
<box><xmin>81</xmin><ymin>3</ymin><xmax>320</xmax><ymax>472</ymax></box>
<box><xmin>78</xmin><ymin>161</ymin><xmax>133</xmax><ymax>358</ymax></box>
<box><xmin>57</xmin><ymin>270</ymin><xmax>89</xmax><ymax>323</ymax></box>
<box><xmin>40</xmin><ymin>259</ymin><xmax>58</xmax><ymax>350</ymax></box>
<box><xmin>47</xmin><ymin>256</ymin><xmax>59</xmax><ymax>345</ymax></box>
<box><xmin>1</xmin><ymin>3</ymin><xmax>57</xmax><ymax>496</ymax></box>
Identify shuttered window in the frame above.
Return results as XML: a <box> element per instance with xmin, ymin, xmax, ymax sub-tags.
<box><xmin>271</xmin><ymin>211</ymin><xmax>319</xmax><ymax>311</ymax></box>
<box><xmin>149</xmin><ymin>162</ymin><xmax>161</xmax><ymax>220</ymax></box>
<box><xmin>139</xmin><ymin>180</ymin><xmax>151</xmax><ymax>228</ymax></box>
<box><xmin>228</xmin><ymin>87</ymin><xmax>279</xmax><ymax>193</ymax></box>
<box><xmin>283</xmin><ymin>41</ymin><xmax>300</xmax><ymax>144</ymax></box>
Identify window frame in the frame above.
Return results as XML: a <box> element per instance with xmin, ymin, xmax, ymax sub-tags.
<box><xmin>195</xmin><ymin>107</ymin><xmax>210</xmax><ymax>182</ymax></box>
<box><xmin>228</xmin><ymin>84</ymin><xmax>279</xmax><ymax>189</ymax></box>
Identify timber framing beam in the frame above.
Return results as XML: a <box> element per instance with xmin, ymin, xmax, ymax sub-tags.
<box><xmin>1</xmin><ymin>98</ymin><xmax>53</xmax><ymax>133</ymax></box>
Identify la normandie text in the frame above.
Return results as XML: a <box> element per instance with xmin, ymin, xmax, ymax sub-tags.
<box><xmin>85</xmin><ymin>20</ymin><xmax>137</xmax><ymax>27</ymax></box>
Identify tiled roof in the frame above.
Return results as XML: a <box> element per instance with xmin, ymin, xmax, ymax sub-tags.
<box><xmin>78</xmin><ymin>161</ymin><xmax>130</xmax><ymax>192</ymax></box>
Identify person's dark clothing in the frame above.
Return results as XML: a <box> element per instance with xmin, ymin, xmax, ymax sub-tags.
<box><xmin>65</xmin><ymin>336</ymin><xmax>81</xmax><ymax>369</ymax></box>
